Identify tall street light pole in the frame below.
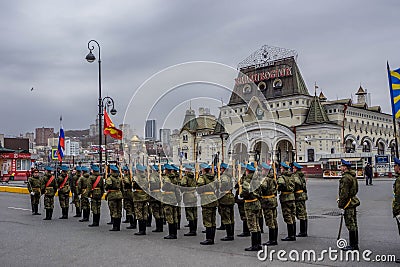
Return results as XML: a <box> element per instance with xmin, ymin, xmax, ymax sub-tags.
<box><xmin>86</xmin><ymin>40</ymin><xmax>103</xmax><ymax>173</ymax></box>
<box><xmin>102</xmin><ymin>96</ymin><xmax>117</xmax><ymax>165</ymax></box>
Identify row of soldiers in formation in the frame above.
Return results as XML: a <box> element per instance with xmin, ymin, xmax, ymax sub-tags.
<box><xmin>27</xmin><ymin>160</ymin><xmax>309</xmax><ymax>251</ymax></box>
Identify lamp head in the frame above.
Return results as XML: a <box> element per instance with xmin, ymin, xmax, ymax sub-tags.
<box><xmin>110</xmin><ymin>108</ymin><xmax>117</xmax><ymax>115</ymax></box>
<box><xmin>86</xmin><ymin>51</ymin><xmax>96</xmax><ymax>63</ymax></box>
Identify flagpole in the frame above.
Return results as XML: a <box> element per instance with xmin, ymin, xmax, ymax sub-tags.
<box><xmin>387</xmin><ymin>61</ymin><xmax>399</xmax><ymax>158</ymax></box>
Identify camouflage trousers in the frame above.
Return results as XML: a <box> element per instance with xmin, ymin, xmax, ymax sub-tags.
<box><xmin>202</xmin><ymin>206</ymin><xmax>217</xmax><ymax>228</ymax></box>
<box><xmin>184</xmin><ymin>206</ymin><xmax>197</xmax><ymax>221</ymax></box>
<box><xmin>108</xmin><ymin>199</ymin><xmax>122</xmax><ymax>218</ymax></box>
<box><xmin>123</xmin><ymin>197</ymin><xmax>134</xmax><ymax>216</ymax></box>
<box><xmin>58</xmin><ymin>193</ymin><xmax>70</xmax><ymax>209</ymax></box>
<box><xmin>344</xmin><ymin>208</ymin><xmax>358</xmax><ymax>231</ymax></box>
<box><xmin>44</xmin><ymin>194</ymin><xmax>55</xmax><ymax>209</ymax></box>
<box><xmin>163</xmin><ymin>204</ymin><xmax>178</xmax><ymax>224</ymax></box>
<box><xmin>80</xmin><ymin>196</ymin><xmax>89</xmax><ymax>210</ymax></box>
<box><xmin>90</xmin><ymin>199</ymin><xmax>101</xmax><ymax>215</ymax></box>
<box><xmin>30</xmin><ymin>193</ymin><xmax>40</xmax><ymax>205</ymax></box>
<box><xmin>295</xmin><ymin>200</ymin><xmax>308</xmax><ymax>220</ymax></box>
<box><xmin>149</xmin><ymin>200</ymin><xmax>164</xmax><ymax>219</ymax></box>
<box><xmin>134</xmin><ymin>201</ymin><xmax>149</xmax><ymax>220</ymax></box>
<box><xmin>281</xmin><ymin>200</ymin><xmax>296</xmax><ymax>224</ymax></box>
<box><xmin>245</xmin><ymin>202</ymin><xmax>261</xmax><ymax>233</ymax></box>
<box><xmin>72</xmin><ymin>190</ymin><xmax>80</xmax><ymax>208</ymax></box>
<box><xmin>262</xmin><ymin>207</ymin><xmax>278</xmax><ymax>229</ymax></box>
<box><xmin>237</xmin><ymin>202</ymin><xmax>246</xmax><ymax>221</ymax></box>
<box><xmin>219</xmin><ymin>204</ymin><xmax>235</xmax><ymax>225</ymax></box>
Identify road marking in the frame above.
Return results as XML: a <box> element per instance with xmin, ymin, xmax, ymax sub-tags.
<box><xmin>8</xmin><ymin>207</ymin><xmax>31</xmax><ymax>211</ymax></box>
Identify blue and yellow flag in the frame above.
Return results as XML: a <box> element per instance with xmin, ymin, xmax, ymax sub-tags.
<box><xmin>388</xmin><ymin>62</ymin><xmax>400</xmax><ymax>119</ymax></box>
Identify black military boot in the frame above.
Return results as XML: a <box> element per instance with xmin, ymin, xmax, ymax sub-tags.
<box><xmin>259</xmin><ymin>217</ymin><xmax>264</xmax><ymax>233</ymax></box>
<box><xmin>110</xmin><ymin>217</ymin><xmax>119</xmax><ymax>231</ymax></box>
<box><xmin>164</xmin><ymin>223</ymin><xmax>177</xmax><ymax>239</ymax></box>
<box><xmin>107</xmin><ymin>217</ymin><xmax>114</xmax><ymax>225</ymax></box>
<box><xmin>64</xmin><ymin>207</ymin><xmax>69</xmax><ymax>219</ymax></box>
<box><xmin>147</xmin><ymin>214</ymin><xmax>152</xmax><ymax>227</ymax></box>
<box><xmin>49</xmin><ymin>209</ymin><xmax>53</xmax><ymax>220</ymax></box>
<box><xmin>126</xmin><ymin>215</ymin><xmax>135</xmax><ymax>229</ymax></box>
<box><xmin>217</xmin><ymin>223</ymin><xmax>226</xmax><ymax>230</ymax></box>
<box><xmin>31</xmin><ymin>203</ymin><xmax>35</xmax><ymax>215</ymax></box>
<box><xmin>43</xmin><ymin>209</ymin><xmax>50</xmax><ymax>220</ymax></box>
<box><xmin>59</xmin><ymin>208</ymin><xmax>66</xmax><ymax>219</ymax></box>
<box><xmin>184</xmin><ymin>220</ymin><xmax>196</xmax><ymax>236</ymax></box>
<box><xmin>34</xmin><ymin>205</ymin><xmax>41</xmax><ymax>215</ymax></box>
<box><xmin>79</xmin><ymin>209</ymin><xmax>89</xmax><ymax>222</ymax></box>
<box><xmin>281</xmin><ymin>224</ymin><xmax>296</xmax><ymax>241</ymax></box>
<box><xmin>122</xmin><ymin>216</ymin><xmax>129</xmax><ymax>223</ymax></box>
<box><xmin>296</xmin><ymin>219</ymin><xmax>308</xmax><ymax>237</ymax></box>
<box><xmin>73</xmin><ymin>207</ymin><xmax>81</xmax><ymax>218</ymax></box>
<box><xmin>200</xmin><ymin>227</ymin><xmax>215</xmax><ymax>245</ymax></box>
<box><xmin>237</xmin><ymin>221</ymin><xmax>250</xmax><ymax>237</ymax></box>
<box><xmin>88</xmin><ymin>214</ymin><xmax>99</xmax><ymax>227</ymax></box>
<box><xmin>152</xmin><ymin>218</ymin><xmax>163</xmax><ymax>232</ymax></box>
<box><xmin>245</xmin><ymin>232</ymin><xmax>261</xmax><ymax>251</ymax></box>
<box><xmin>342</xmin><ymin>230</ymin><xmax>359</xmax><ymax>251</ymax></box>
<box><xmin>134</xmin><ymin>220</ymin><xmax>146</xmax><ymax>235</ymax></box>
<box><xmin>221</xmin><ymin>224</ymin><xmax>234</xmax><ymax>241</ymax></box>
<box><xmin>263</xmin><ymin>227</ymin><xmax>277</xmax><ymax>246</ymax></box>
<box><xmin>292</xmin><ymin>223</ymin><xmax>296</xmax><ymax>240</ymax></box>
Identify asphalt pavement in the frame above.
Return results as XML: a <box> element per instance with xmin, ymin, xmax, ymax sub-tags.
<box><xmin>0</xmin><ymin>179</ymin><xmax>399</xmax><ymax>267</ymax></box>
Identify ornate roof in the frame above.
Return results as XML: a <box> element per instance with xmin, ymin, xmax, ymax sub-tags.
<box><xmin>355</xmin><ymin>86</ymin><xmax>366</xmax><ymax>95</ymax></box>
<box><xmin>304</xmin><ymin>96</ymin><xmax>330</xmax><ymax>124</ymax></box>
<box><xmin>319</xmin><ymin>91</ymin><xmax>327</xmax><ymax>101</ymax></box>
<box><xmin>237</xmin><ymin>45</ymin><xmax>298</xmax><ymax>70</ymax></box>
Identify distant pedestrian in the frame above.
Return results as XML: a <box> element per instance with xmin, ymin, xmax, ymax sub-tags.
<box><xmin>365</xmin><ymin>163</ymin><xmax>373</xmax><ymax>186</ymax></box>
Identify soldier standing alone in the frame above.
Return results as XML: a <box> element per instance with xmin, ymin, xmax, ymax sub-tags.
<box><xmin>338</xmin><ymin>159</ymin><xmax>360</xmax><ymax>251</ymax></box>
<box><xmin>293</xmin><ymin>162</ymin><xmax>308</xmax><ymax>237</ymax></box>
<box><xmin>105</xmin><ymin>165</ymin><xmax>123</xmax><ymax>231</ymax></box>
<box><xmin>278</xmin><ymin>162</ymin><xmax>296</xmax><ymax>241</ymax></box>
<box><xmin>58</xmin><ymin>165</ymin><xmax>70</xmax><ymax>219</ymax></box>
<box><xmin>27</xmin><ymin>168</ymin><xmax>42</xmax><ymax>215</ymax></box>
<box><xmin>42</xmin><ymin>166</ymin><xmax>57</xmax><ymax>220</ymax></box>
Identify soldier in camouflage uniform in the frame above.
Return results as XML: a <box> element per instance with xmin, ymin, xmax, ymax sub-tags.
<box><xmin>292</xmin><ymin>162</ymin><xmax>308</xmax><ymax>237</ymax></box>
<box><xmin>105</xmin><ymin>165</ymin><xmax>123</xmax><ymax>231</ymax></box>
<box><xmin>27</xmin><ymin>168</ymin><xmax>42</xmax><ymax>215</ymax></box>
<box><xmin>180</xmin><ymin>164</ymin><xmax>197</xmax><ymax>236</ymax></box>
<box><xmin>71</xmin><ymin>166</ymin><xmax>82</xmax><ymax>218</ymax></box>
<box><xmin>218</xmin><ymin>163</ymin><xmax>235</xmax><ymax>241</ymax></box>
<box><xmin>162</xmin><ymin>164</ymin><xmax>179</xmax><ymax>239</ymax></box>
<box><xmin>78</xmin><ymin>166</ymin><xmax>90</xmax><ymax>222</ymax></box>
<box><xmin>241</xmin><ymin>164</ymin><xmax>262</xmax><ymax>251</ymax></box>
<box><xmin>87</xmin><ymin>165</ymin><xmax>104</xmax><ymax>227</ymax></box>
<box><xmin>41</xmin><ymin>166</ymin><xmax>57</xmax><ymax>220</ymax></box>
<box><xmin>235</xmin><ymin>163</ymin><xmax>250</xmax><ymax>237</ymax></box>
<box><xmin>149</xmin><ymin>165</ymin><xmax>164</xmax><ymax>232</ymax></box>
<box><xmin>338</xmin><ymin>159</ymin><xmax>360</xmax><ymax>251</ymax></box>
<box><xmin>122</xmin><ymin>166</ymin><xmax>136</xmax><ymax>229</ymax></box>
<box><xmin>57</xmin><ymin>165</ymin><xmax>71</xmax><ymax>219</ymax></box>
<box><xmin>392</xmin><ymin>157</ymin><xmax>400</xmax><ymax>263</ymax></box>
<box><xmin>197</xmin><ymin>163</ymin><xmax>218</xmax><ymax>245</ymax></box>
<box><xmin>132</xmin><ymin>164</ymin><xmax>150</xmax><ymax>235</ymax></box>
<box><xmin>278</xmin><ymin>162</ymin><xmax>296</xmax><ymax>241</ymax></box>
<box><xmin>259</xmin><ymin>163</ymin><xmax>278</xmax><ymax>246</ymax></box>
<box><xmin>171</xmin><ymin>165</ymin><xmax>182</xmax><ymax>229</ymax></box>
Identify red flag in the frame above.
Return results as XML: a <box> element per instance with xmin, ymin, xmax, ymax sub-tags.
<box><xmin>103</xmin><ymin>109</ymin><xmax>123</xmax><ymax>140</ymax></box>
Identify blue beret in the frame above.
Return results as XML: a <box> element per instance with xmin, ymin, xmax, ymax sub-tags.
<box><xmin>81</xmin><ymin>166</ymin><xmax>89</xmax><ymax>172</ymax></box>
<box><xmin>136</xmin><ymin>164</ymin><xmax>146</xmax><ymax>172</ymax></box>
<box><xmin>91</xmin><ymin>165</ymin><xmax>100</xmax><ymax>172</ymax></box>
<box><xmin>240</xmin><ymin>163</ymin><xmax>246</xmax><ymax>168</ymax></box>
<box><xmin>280</xmin><ymin>162</ymin><xmax>290</xmax><ymax>169</ymax></box>
<box><xmin>164</xmin><ymin>164</ymin><xmax>173</xmax><ymax>170</ymax></box>
<box><xmin>220</xmin><ymin>163</ymin><xmax>228</xmax><ymax>169</ymax></box>
<box><xmin>340</xmin><ymin>159</ymin><xmax>351</xmax><ymax>166</ymax></box>
<box><xmin>200</xmin><ymin>163</ymin><xmax>211</xmax><ymax>169</ymax></box>
<box><xmin>152</xmin><ymin>165</ymin><xmax>159</xmax><ymax>171</ymax></box>
<box><xmin>161</xmin><ymin>165</ymin><xmax>165</xmax><ymax>171</ymax></box>
<box><xmin>45</xmin><ymin>166</ymin><xmax>54</xmax><ymax>171</ymax></box>
<box><xmin>184</xmin><ymin>164</ymin><xmax>194</xmax><ymax>170</ymax></box>
<box><xmin>109</xmin><ymin>165</ymin><xmax>119</xmax><ymax>172</ymax></box>
<box><xmin>122</xmin><ymin>166</ymin><xmax>129</xmax><ymax>171</ymax></box>
<box><xmin>75</xmin><ymin>166</ymin><xmax>82</xmax><ymax>172</ymax></box>
<box><xmin>171</xmin><ymin>164</ymin><xmax>180</xmax><ymax>171</ymax></box>
<box><xmin>61</xmin><ymin>165</ymin><xmax>69</xmax><ymax>171</ymax></box>
<box><xmin>293</xmin><ymin>162</ymin><xmax>303</xmax><ymax>169</ymax></box>
<box><xmin>246</xmin><ymin>164</ymin><xmax>256</xmax><ymax>172</ymax></box>
<box><xmin>394</xmin><ymin>157</ymin><xmax>400</xmax><ymax>166</ymax></box>
<box><xmin>260</xmin><ymin>162</ymin><xmax>271</xmax><ymax>170</ymax></box>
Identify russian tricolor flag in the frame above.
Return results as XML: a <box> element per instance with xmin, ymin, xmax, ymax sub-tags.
<box><xmin>57</xmin><ymin>126</ymin><xmax>65</xmax><ymax>162</ymax></box>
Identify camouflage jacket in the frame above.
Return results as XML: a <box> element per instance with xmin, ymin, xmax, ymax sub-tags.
<box><xmin>218</xmin><ymin>172</ymin><xmax>234</xmax><ymax>206</ymax></box>
<box><xmin>338</xmin><ymin>170</ymin><xmax>360</xmax><ymax>209</ymax></box>
<box><xmin>197</xmin><ymin>173</ymin><xmax>218</xmax><ymax>208</ymax></box>
<box><xmin>277</xmin><ymin>170</ymin><xmax>295</xmax><ymax>202</ymax></box>
<box><xmin>293</xmin><ymin>170</ymin><xmax>308</xmax><ymax>201</ymax></box>
<box><xmin>70</xmin><ymin>172</ymin><xmax>81</xmax><ymax>193</ymax></box>
<box><xmin>162</xmin><ymin>173</ymin><xmax>178</xmax><ymax>205</ymax></box>
<box><xmin>105</xmin><ymin>173</ymin><xmax>123</xmax><ymax>200</ymax></box>
<box><xmin>122</xmin><ymin>173</ymin><xmax>133</xmax><ymax>199</ymax></box>
<box><xmin>87</xmin><ymin>172</ymin><xmax>104</xmax><ymax>200</ymax></box>
<box><xmin>41</xmin><ymin>173</ymin><xmax>57</xmax><ymax>196</ymax></box>
<box><xmin>27</xmin><ymin>176</ymin><xmax>42</xmax><ymax>195</ymax></box>
<box><xmin>180</xmin><ymin>172</ymin><xmax>197</xmax><ymax>205</ymax></box>
<box><xmin>148</xmin><ymin>171</ymin><xmax>162</xmax><ymax>202</ymax></box>
<box><xmin>240</xmin><ymin>173</ymin><xmax>261</xmax><ymax>210</ymax></box>
<box><xmin>57</xmin><ymin>172</ymin><xmax>70</xmax><ymax>195</ymax></box>
<box><xmin>393</xmin><ymin>173</ymin><xmax>400</xmax><ymax>217</ymax></box>
<box><xmin>78</xmin><ymin>173</ymin><xmax>89</xmax><ymax>197</ymax></box>
<box><xmin>260</xmin><ymin>172</ymin><xmax>277</xmax><ymax>209</ymax></box>
<box><xmin>133</xmin><ymin>172</ymin><xmax>150</xmax><ymax>202</ymax></box>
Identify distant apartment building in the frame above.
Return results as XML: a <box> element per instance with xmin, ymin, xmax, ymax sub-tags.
<box><xmin>145</xmin><ymin>120</ymin><xmax>157</xmax><ymax>141</ymax></box>
<box><xmin>35</xmin><ymin>127</ymin><xmax>54</xmax><ymax>146</ymax></box>
<box><xmin>159</xmin><ymin>129</ymin><xmax>171</xmax><ymax>144</ymax></box>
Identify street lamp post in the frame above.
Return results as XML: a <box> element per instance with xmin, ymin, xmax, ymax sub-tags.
<box><xmin>102</xmin><ymin>96</ymin><xmax>117</xmax><ymax>165</ymax></box>
<box><xmin>219</xmin><ymin>132</ymin><xmax>229</xmax><ymax>163</ymax></box>
<box><xmin>86</xmin><ymin>39</ymin><xmax>103</xmax><ymax>173</ymax></box>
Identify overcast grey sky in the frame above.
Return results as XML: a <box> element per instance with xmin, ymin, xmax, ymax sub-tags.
<box><xmin>1</xmin><ymin>0</ymin><xmax>399</xmax><ymax>137</ymax></box>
